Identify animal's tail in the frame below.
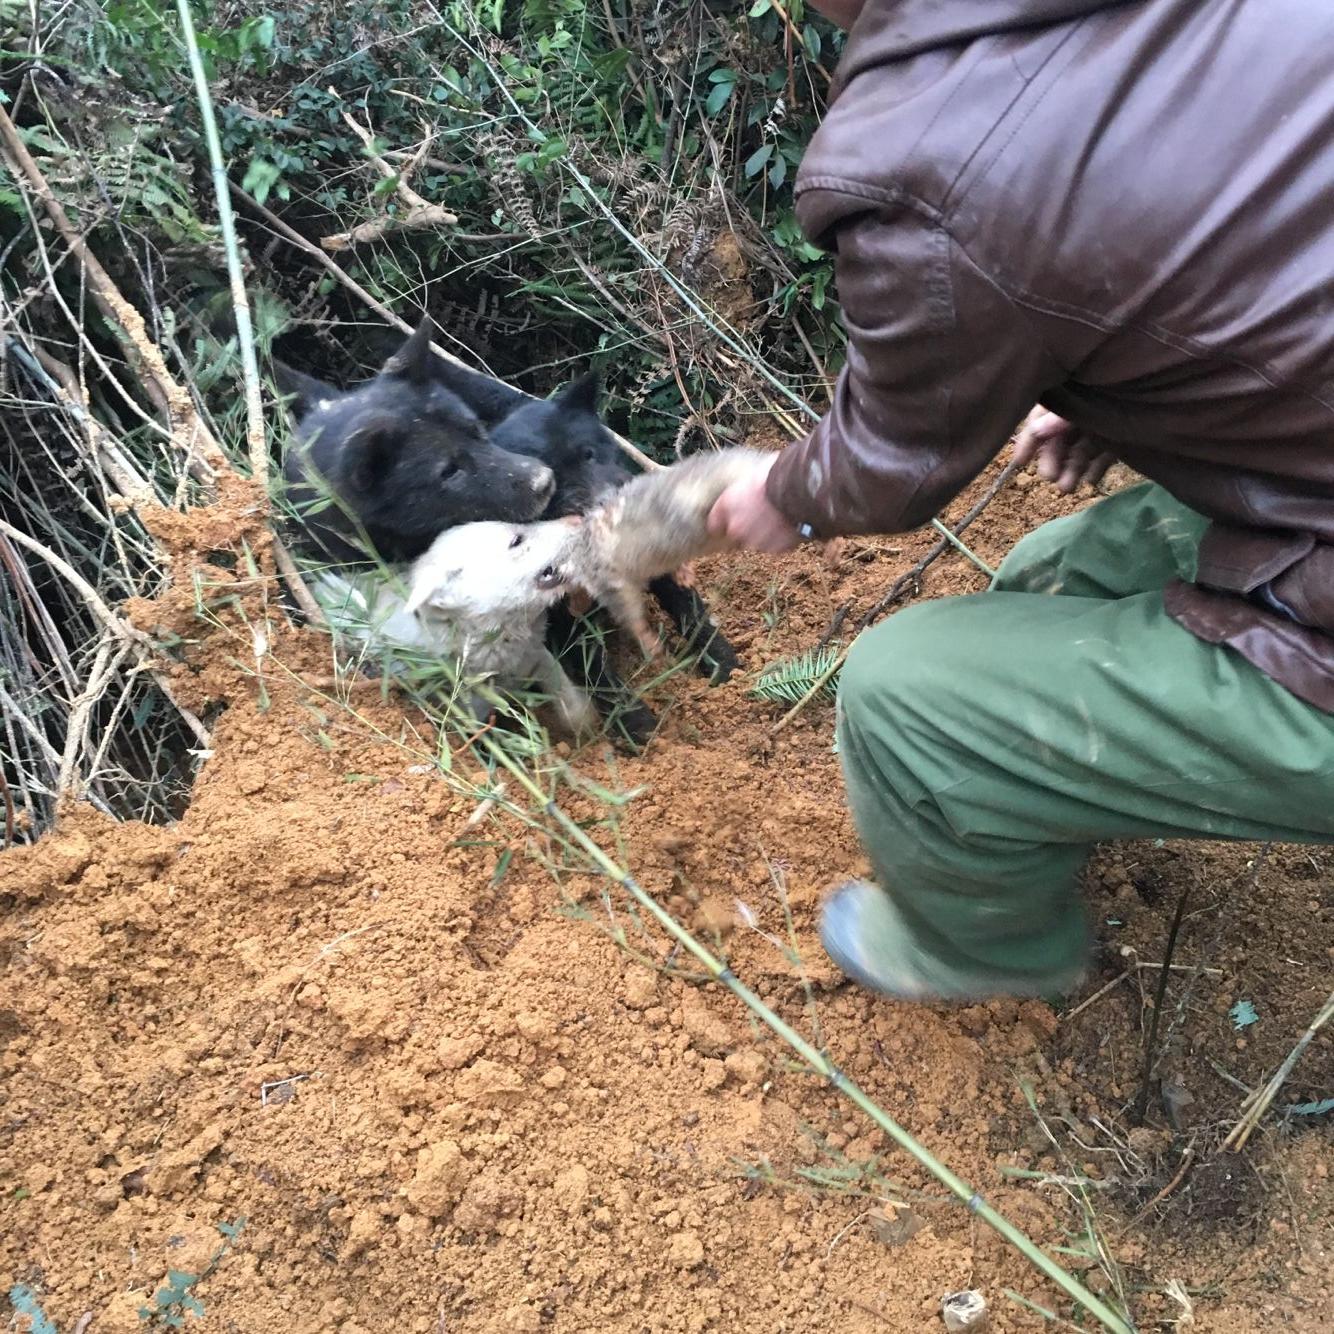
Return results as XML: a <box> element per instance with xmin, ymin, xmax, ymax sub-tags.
<box><xmin>671</xmin><ymin>445</ymin><xmax>774</xmax><ymax>509</ymax></box>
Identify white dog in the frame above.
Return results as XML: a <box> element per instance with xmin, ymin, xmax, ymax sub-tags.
<box><xmin>309</xmin><ymin>519</ymin><xmax>597</xmax><ymax>738</ymax></box>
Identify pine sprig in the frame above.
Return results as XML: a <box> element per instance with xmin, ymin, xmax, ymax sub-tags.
<box><xmin>748</xmin><ymin>645</ymin><xmax>842</xmax><ymax>705</ymax></box>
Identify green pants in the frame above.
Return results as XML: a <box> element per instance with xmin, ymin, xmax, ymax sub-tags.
<box><xmin>836</xmin><ymin>482</ymin><xmax>1334</xmax><ymax>994</ymax></box>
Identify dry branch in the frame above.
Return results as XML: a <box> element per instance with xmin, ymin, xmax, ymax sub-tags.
<box><xmin>0</xmin><ymin>102</ymin><xmax>228</xmax><ymax>482</ymax></box>
<box><xmin>0</xmin><ymin>516</ymin><xmax>211</xmax><ymax>753</ymax></box>
<box><xmin>320</xmin><ymin>108</ymin><xmax>459</xmax><ymax>250</ymax></box>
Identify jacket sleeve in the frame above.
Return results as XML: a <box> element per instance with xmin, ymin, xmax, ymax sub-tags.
<box><xmin>765</xmin><ymin>207</ymin><xmax>1059</xmax><ymax>538</ymax></box>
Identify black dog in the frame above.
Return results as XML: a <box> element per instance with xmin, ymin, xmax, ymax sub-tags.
<box><xmin>274</xmin><ymin>319</ymin><xmax>557</xmax><ymax>566</ymax></box>
<box><xmin>427</xmin><ymin>353</ymin><xmax>741</xmax><ymax>743</ymax></box>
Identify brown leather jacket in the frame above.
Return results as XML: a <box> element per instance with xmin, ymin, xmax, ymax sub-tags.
<box><xmin>766</xmin><ymin>0</ymin><xmax>1334</xmax><ymax>712</ymax></box>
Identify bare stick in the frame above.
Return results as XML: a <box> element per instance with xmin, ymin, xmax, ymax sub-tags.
<box><xmin>761</xmin><ymin>1</ymin><xmax>833</xmax><ymax>84</ymax></box>
<box><xmin>272</xmin><ymin>541</ymin><xmax>328</xmax><ymax>627</ymax></box>
<box><xmin>1157</xmin><ymin>845</ymin><xmax>1272</xmax><ymax>1073</ymax></box>
<box><xmin>1114</xmin><ymin>1139</ymin><xmax>1197</xmax><ymax>1238</ymax></box>
<box><xmin>0</xmin><ymin>763</ymin><xmax>14</xmax><ymax>847</ymax></box>
<box><xmin>1059</xmin><ymin>968</ymin><xmax>1133</xmax><ymax>1025</ymax></box>
<box><xmin>56</xmin><ymin>638</ymin><xmax>131</xmax><ymax>800</ymax></box>
<box><xmin>1132</xmin><ymin>880</ymin><xmax>1191</xmax><ymax>1126</ymax></box>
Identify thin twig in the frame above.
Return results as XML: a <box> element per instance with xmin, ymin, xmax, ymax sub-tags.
<box><xmin>1132</xmin><ymin>880</ymin><xmax>1192</xmax><ymax>1126</ymax></box>
<box><xmin>273</xmin><ymin>540</ymin><xmax>328</xmax><ymax>627</ymax></box>
<box><xmin>0</xmin><ymin>764</ymin><xmax>14</xmax><ymax>847</ymax></box>
<box><xmin>766</xmin><ymin>0</ymin><xmax>833</xmax><ymax>81</ymax></box>
<box><xmin>1156</xmin><ymin>845</ymin><xmax>1273</xmax><ymax>1078</ymax></box>
<box><xmin>56</xmin><ymin>638</ymin><xmax>130</xmax><ymax>800</ymax></box>
<box><xmin>1060</xmin><ymin>968</ymin><xmax>1133</xmax><ymax>1025</ymax></box>
<box><xmin>1114</xmin><ymin>1140</ymin><xmax>1197</xmax><ymax>1238</ymax></box>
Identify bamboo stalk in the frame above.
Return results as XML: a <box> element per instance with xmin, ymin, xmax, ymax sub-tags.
<box><xmin>469</xmin><ymin>727</ymin><xmax>1135</xmax><ymax>1334</ymax></box>
<box><xmin>174</xmin><ymin>0</ymin><xmax>267</xmax><ymax>486</ymax></box>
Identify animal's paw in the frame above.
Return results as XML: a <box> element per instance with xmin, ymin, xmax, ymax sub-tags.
<box><xmin>635</xmin><ymin>625</ymin><xmax>665</xmax><ymax>660</ymax></box>
<box><xmin>683</xmin><ymin>620</ymin><xmax>740</xmax><ymax>684</ymax></box>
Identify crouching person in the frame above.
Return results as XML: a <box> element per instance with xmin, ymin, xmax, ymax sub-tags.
<box><xmin>707</xmin><ymin>0</ymin><xmax>1334</xmax><ymax>1001</ymax></box>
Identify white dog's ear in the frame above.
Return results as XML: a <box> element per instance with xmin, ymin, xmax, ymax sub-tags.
<box><xmin>405</xmin><ymin>564</ymin><xmax>464</xmax><ymax>615</ymax></box>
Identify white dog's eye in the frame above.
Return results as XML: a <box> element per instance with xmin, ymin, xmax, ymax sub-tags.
<box><xmin>508</xmin><ymin>531</ymin><xmax>525</xmax><ymax>549</ymax></box>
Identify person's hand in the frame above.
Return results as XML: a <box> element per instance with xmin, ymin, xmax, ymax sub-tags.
<box><xmin>1012</xmin><ymin>409</ymin><xmax>1116</xmax><ymax>494</ymax></box>
<box><xmin>707</xmin><ymin>453</ymin><xmax>802</xmax><ymax>554</ymax></box>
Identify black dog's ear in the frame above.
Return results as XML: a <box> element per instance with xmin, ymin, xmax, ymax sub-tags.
<box><xmin>381</xmin><ymin>315</ymin><xmax>437</xmax><ymax>385</ymax></box>
<box><xmin>271</xmin><ymin>360</ymin><xmax>336</xmax><ymax>417</ymax></box>
<box><xmin>555</xmin><ymin>371</ymin><xmax>599</xmax><ymax>412</ymax></box>
<box><xmin>429</xmin><ymin>355</ymin><xmax>526</xmax><ymax>425</ymax></box>
<box><xmin>346</xmin><ymin>427</ymin><xmax>399</xmax><ymax>492</ymax></box>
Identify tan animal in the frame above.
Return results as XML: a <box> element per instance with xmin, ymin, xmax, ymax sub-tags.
<box><xmin>559</xmin><ymin>446</ymin><xmax>769</xmax><ymax>656</ymax></box>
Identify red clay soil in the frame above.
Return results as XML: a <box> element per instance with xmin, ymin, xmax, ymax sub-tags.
<box><xmin>2</xmin><ymin>460</ymin><xmax>1331</xmax><ymax>1333</ymax></box>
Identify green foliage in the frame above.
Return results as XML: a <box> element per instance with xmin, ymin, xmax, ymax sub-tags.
<box><xmin>1285</xmin><ymin>1096</ymin><xmax>1334</xmax><ymax>1118</ymax></box>
<box><xmin>748</xmin><ymin>645</ymin><xmax>841</xmax><ymax>705</ymax></box>
<box><xmin>11</xmin><ymin>0</ymin><xmax>845</xmax><ymax>457</ymax></box>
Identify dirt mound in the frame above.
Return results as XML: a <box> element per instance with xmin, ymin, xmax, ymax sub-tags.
<box><xmin>3</xmin><ymin>461</ymin><xmax>1331</xmax><ymax>1332</ymax></box>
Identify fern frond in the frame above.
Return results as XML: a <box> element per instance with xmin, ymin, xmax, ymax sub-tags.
<box><xmin>748</xmin><ymin>645</ymin><xmax>841</xmax><ymax>705</ymax></box>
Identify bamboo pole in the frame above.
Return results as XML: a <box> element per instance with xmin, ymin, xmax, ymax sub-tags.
<box><xmin>175</xmin><ymin>0</ymin><xmax>267</xmax><ymax>485</ymax></box>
